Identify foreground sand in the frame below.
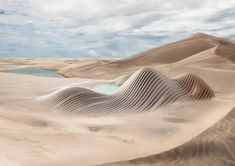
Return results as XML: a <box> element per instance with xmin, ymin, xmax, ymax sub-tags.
<box><xmin>0</xmin><ymin>33</ymin><xmax>235</xmax><ymax>165</ymax></box>
<box><xmin>0</xmin><ymin>73</ymin><xmax>234</xmax><ymax>166</ymax></box>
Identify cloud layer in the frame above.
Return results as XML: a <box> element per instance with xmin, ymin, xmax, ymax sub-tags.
<box><xmin>0</xmin><ymin>0</ymin><xmax>235</xmax><ymax>57</ymax></box>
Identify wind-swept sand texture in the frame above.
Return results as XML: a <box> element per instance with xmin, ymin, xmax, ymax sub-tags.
<box><xmin>103</xmin><ymin>107</ymin><xmax>235</xmax><ymax>166</ymax></box>
<box><xmin>0</xmin><ymin>33</ymin><xmax>235</xmax><ymax>166</ymax></box>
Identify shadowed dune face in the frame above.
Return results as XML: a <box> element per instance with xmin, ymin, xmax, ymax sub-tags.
<box><xmin>40</xmin><ymin>67</ymin><xmax>214</xmax><ymax>117</ymax></box>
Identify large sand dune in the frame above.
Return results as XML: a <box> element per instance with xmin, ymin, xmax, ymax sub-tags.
<box><xmin>63</xmin><ymin>33</ymin><xmax>235</xmax><ymax>79</ymax></box>
<box><xmin>0</xmin><ymin>33</ymin><xmax>235</xmax><ymax>166</ymax></box>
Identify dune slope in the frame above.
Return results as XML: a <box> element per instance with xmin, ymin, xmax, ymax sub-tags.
<box><xmin>104</xmin><ymin>107</ymin><xmax>235</xmax><ymax>166</ymax></box>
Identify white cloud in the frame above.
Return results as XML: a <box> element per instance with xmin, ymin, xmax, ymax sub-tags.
<box><xmin>0</xmin><ymin>0</ymin><xmax>235</xmax><ymax>57</ymax></box>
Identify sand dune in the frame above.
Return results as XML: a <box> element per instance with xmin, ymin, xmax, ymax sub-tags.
<box><xmin>64</xmin><ymin>33</ymin><xmax>235</xmax><ymax>79</ymax></box>
<box><xmin>0</xmin><ymin>33</ymin><xmax>235</xmax><ymax>166</ymax></box>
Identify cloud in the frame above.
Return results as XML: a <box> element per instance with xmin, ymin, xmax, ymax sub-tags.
<box><xmin>205</xmin><ymin>7</ymin><xmax>235</xmax><ymax>22</ymax></box>
<box><xmin>0</xmin><ymin>0</ymin><xmax>235</xmax><ymax>57</ymax></box>
<box><xmin>0</xmin><ymin>10</ymin><xmax>5</xmax><ymax>14</ymax></box>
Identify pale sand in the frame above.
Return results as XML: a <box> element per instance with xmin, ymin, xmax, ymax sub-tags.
<box><xmin>0</xmin><ymin>33</ymin><xmax>235</xmax><ymax>166</ymax></box>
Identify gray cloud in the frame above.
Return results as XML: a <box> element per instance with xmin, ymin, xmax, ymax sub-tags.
<box><xmin>0</xmin><ymin>10</ymin><xmax>5</xmax><ymax>14</ymax></box>
<box><xmin>205</xmin><ymin>6</ymin><xmax>235</xmax><ymax>22</ymax></box>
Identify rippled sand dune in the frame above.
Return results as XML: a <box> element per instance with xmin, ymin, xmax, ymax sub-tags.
<box><xmin>0</xmin><ymin>33</ymin><xmax>234</xmax><ymax>166</ymax></box>
<box><xmin>40</xmin><ymin>67</ymin><xmax>214</xmax><ymax>116</ymax></box>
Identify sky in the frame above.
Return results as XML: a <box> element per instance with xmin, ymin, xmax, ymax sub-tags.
<box><xmin>0</xmin><ymin>0</ymin><xmax>235</xmax><ymax>58</ymax></box>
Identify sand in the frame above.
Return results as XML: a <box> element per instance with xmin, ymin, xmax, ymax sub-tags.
<box><xmin>0</xmin><ymin>33</ymin><xmax>235</xmax><ymax>166</ymax></box>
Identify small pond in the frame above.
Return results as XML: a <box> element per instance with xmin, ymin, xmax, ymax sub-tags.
<box><xmin>93</xmin><ymin>84</ymin><xmax>119</xmax><ymax>93</ymax></box>
<box><xmin>2</xmin><ymin>68</ymin><xmax>65</xmax><ymax>78</ymax></box>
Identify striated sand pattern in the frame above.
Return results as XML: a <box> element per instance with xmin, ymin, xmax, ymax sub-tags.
<box><xmin>41</xmin><ymin>67</ymin><xmax>214</xmax><ymax>117</ymax></box>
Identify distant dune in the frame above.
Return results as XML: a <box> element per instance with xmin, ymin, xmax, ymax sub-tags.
<box><xmin>63</xmin><ymin>33</ymin><xmax>235</xmax><ymax>79</ymax></box>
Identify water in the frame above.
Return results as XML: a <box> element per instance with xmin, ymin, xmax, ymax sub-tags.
<box><xmin>0</xmin><ymin>62</ymin><xmax>32</xmax><ymax>66</ymax></box>
<box><xmin>93</xmin><ymin>84</ymin><xmax>119</xmax><ymax>93</ymax></box>
<box><xmin>3</xmin><ymin>68</ymin><xmax>65</xmax><ymax>78</ymax></box>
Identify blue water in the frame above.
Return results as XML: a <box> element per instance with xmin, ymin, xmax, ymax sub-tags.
<box><xmin>3</xmin><ymin>68</ymin><xmax>65</xmax><ymax>78</ymax></box>
<box><xmin>94</xmin><ymin>84</ymin><xmax>119</xmax><ymax>93</ymax></box>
